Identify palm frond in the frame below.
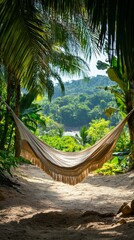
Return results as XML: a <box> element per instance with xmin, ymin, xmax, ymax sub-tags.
<box><xmin>51</xmin><ymin>51</ymin><xmax>90</xmax><ymax>78</ymax></box>
<box><xmin>0</xmin><ymin>0</ymin><xmax>50</xmax><ymax>81</ymax></box>
<box><xmin>42</xmin><ymin>0</ymin><xmax>134</xmax><ymax>75</ymax></box>
<box><xmin>87</xmin><ymin>0</ymin><xmax>134</xmax><ymax>75</ymax></box>
<box><xmin>42</xmin><ymin>0</ymin><xmax>83</xmax><ymax>16</ymax></box>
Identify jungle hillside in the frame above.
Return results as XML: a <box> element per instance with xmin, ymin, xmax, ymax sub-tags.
<box><xmin>41</xmin><ymin>75</ymin><xmax>117</xmax><ymax>130</ymax></box>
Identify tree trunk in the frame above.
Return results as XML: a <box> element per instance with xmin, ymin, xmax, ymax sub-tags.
<box><xmin>0</xmin><ymin>71</ymin><xmax>14</xmax><ymax>150</ymax></box>
<box><xmin>14</xmin><ymin>80</ymin><xmax>21</xmax><ymax>157</ymax></box>
<box><xmin>7</xmin><ymin>123</ymin><xmax>14</xmax><ymax>154</ymax></box>
<box><xmin>126</xmin><ymin>77</ymin><xmax>134</xmax><ymax>166</ymax></box>
<box><xmin>0</xmin><ymin>70</ymin><xmax>21</xmax><ymax>157</ymax></box>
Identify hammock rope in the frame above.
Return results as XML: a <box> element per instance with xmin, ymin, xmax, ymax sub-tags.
<box><xmin>0</xmin><ymin>97</ymin><xmax>134</xmax><ymax>185</ymax></box>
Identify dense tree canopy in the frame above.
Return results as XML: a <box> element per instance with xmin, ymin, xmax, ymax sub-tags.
<box><xmin>41</xmin><ymin>76</ymin><xmax>118</xmax><ymax>128</ymax></box>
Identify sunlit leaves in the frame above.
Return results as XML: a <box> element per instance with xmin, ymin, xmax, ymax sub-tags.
<box><xmin>0</xmin><ymin>0</ymin><xmax>99</xmax><ymax>101</ymax></box>
<box><xmin>107</xmin><ymin>67</ymin><xmax>128</xmax><ymax>92</ymax></box>
<box><xmin>45</xmin><ymin>0</ymin><xmax>134</xmax><ymax>75</ymax></box>
<box><xmin>87</xmin><ymin>118</ymin><xmax>111</xmax><ymax>145</ymax></box>
<box><xmin>105</xmin><ymin>107</ymin><xmax>117</xmax><ymax>117</ymax></box>
<box><xmin>0</xmin><ymin>0</ymin><xmax>50</xmax><ymax>81</ymax></box>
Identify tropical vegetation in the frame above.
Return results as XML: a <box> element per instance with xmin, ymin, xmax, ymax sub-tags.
<box><xmin>1</xmin><ymin>0</ymin><xmax>134</xmax><ymax>178</ymax></box>
<box><xmin>43</xmin><ymin>0</ymin><xmax>134</xmax><ymax>163</ymax></box>
<box><xmin>0</xmin><ymin>0</ymin><xmax>98</xmax><ymax>156</ymax></box>
<box><xmin>41</xmin><ymin>76</ymin><xmax>118</xmax><ymax>128</ymax></box>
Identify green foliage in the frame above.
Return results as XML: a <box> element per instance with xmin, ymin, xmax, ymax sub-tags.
<box><xmin>41</xmin><ymin>76</ymin><xmax>118</xmax><ymax>128</ymax></box>
<box><xmin>37</xmin><ymin>116</ymin><xmax>64</xmax><ymax>137</ymax></box>
<box><xmin>0</xmin><ymin>151</ymin><xmax>19</xmax><ymax>176</ymax></box>
<box><xmin>75</xmin><ymin>126</ymin><xmax>90</xmax><ymax>146</ymax></box>
<box><xmin>97</xmin><ymin>58</ymin><xmax>129</xmax><ymax>111</ymax></box>
<box><xmin>40</xmin><ymin>135</ymin><xmax>84</xmax><ymax>152</ymax></box>
<box><xmin>22</xmin><ymin>107</ymin><xmax>46</xmax><ymax>133</ymax></box>
<box><xmin>86</xmin><ymin>117</ymin><xmax>130</xmax><ymax>175</ymax></box>
<box><xmin>52</xmin><ymin>75</ymin><xmax>114</xmax><ymax>98</ymax></box>
<box><xmin>96</xmin><ymin>60</ymin><xmax>109</xmax><ymax>70</ymax></box>
<box><xmin>20</xmin><ymin>93</ymin><xmax>46</xmax><ymax>132</ymax></box>
<box><xmin>115</xmin><ymin>129</ymin><xmax>130</xmax><ymax>152</ymax></box>
<box><xmin>95</xmin><ymin>156</ymin><xmax>130</xmax><ymax>175</ymax></box>
<box><xmin>87</xmin><ymin>118</ymin><xmax>111</xmax><ymax>145</ymax></box>
<box><xmin>107</xmin><ymin>67</ymin><xmax>127</xmax><ymax>92</ymax></box>
<box><xmin>87</xmin><ymin>117</ymin><xmax>130</xmax><ymax>151</ymax></box>
<box><xmin>105</xmin><ymin>107</ymin><xmax>117</xmax><ymax>117</ymax></box>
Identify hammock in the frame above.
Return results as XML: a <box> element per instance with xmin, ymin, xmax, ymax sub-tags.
<box><xmin>1</xmin><ymin>99</ymin><xmax>134</xmax><ymax>185</ymax></box>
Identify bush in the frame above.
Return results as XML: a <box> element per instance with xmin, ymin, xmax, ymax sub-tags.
<box><xmin>40</xmin><ymin>135</ymin><xmax>84</xmax><ymax>152</ymax></box>
<box><xmin>0</xmin><ymin>151</ymin><xmax>21</xmax><ymax>177</ymax></box>
<box><xmin>95</xmin><ymin>156</ymin><xmax>130</xmax><ymax>175</ymax></box>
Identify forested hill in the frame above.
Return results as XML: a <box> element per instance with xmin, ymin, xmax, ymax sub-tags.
<box><xmin>53</xmin><ymin>75</ymin><xmax>114</xmax><ymax>98</ymax></box>
<box><xmin>42</xmin><ymin>75</ymin><xmax>117</xmax><ymax>129</ymax></box>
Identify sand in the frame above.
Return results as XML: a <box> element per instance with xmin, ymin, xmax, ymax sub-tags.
<box><xmin>0</xmin><ymin>164</ymin><xmax>134</xmax><ymax>239</ymax></box>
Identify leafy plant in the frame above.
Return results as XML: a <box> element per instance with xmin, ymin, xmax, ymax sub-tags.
<box><xmin>115</xmin><ymin>129</ymin><xmax>130</xmax><ymax>152</ymax></box>
<box><xmin>95</xmin><ymin>156</ymin><xmax>130</xmax><ymax>175</ymax></box>
<box><xmin>40</xmin><ymin>135</ymin><xmax>84</xmax><ymax>152</ymax></box>
<box><xmin>75</xmin><ymin>126</ymin><xmax>90</xmax><ymax>146</ymax></box>
<box><xmin>87</xmin><ymin>118</ymin><xmax>111</xmax><ymax>145</ymax></box>
<box><xmin>0</xmin><ymin>150</ymin><xmax>31</xmax><ymax>177</ymax></box>
<box><xmin>0</xmin><ymin>151</ymin><xmax>19</xmax><ymax>176</ymax></box>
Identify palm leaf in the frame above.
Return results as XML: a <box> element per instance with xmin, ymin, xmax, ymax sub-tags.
<box><xmin>107</xmin><ymin>67</ymin><xmax>128</xmax><ymax>92</ymax></box>
<box><xmin>44</xmin><ymin>0</ymin><xmax>134</xmax><ymax>75</ymax></box>
<box><xmin>105</xmin><ymin>107</ymin><xmax>117</xmax><ymax>117</ymax></box>
<box><xmin>0</xmin><ymin>0</ymin><xmax>50</xmax><ymax>82</ymax></box>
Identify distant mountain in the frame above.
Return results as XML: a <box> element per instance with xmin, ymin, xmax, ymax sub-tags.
<box><xmin>42</xmin><ymin>75</ymin><xmax>117</xmax><ymax>129</ymax></box>
<box><xmin>52</xmin><ymin>75</ymin><xmax>114</xmax><ymax>98</ymax></box>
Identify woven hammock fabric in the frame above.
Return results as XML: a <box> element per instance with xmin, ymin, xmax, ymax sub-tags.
<box><xmin>2</xmin><ymin>100</ymin><xmax>134</xmax><ymax>185</ymax></box>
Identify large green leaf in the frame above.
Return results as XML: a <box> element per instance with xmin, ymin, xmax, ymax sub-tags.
<box><xmin>107</xmin><ymin>67</ymin><xmax>127</xmax><ymax>92</ymax></box>
<box><xmin>0</xmin><ymin>0</ymin><xmax>50</xmax><ymax>82</ymax></box>
<box><xmin>105</xmin><ymin>107</ymin><xmax>117</xmax><ymax>117</ymax></box>
<box><xmin>0</xmin><ymin>0</ymin><xmax>99</xmax><ymax>101</ymax></box>
<box><xmin>96</xmin><ymin>60</ymin><xmax>109</xmax><ymax>70</ymax></box>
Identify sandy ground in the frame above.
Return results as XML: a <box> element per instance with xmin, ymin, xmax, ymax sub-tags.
<box><xmin>0</xmin><ymin>164</ymin><xmax>134</xmax><ymax>240</ymax></box>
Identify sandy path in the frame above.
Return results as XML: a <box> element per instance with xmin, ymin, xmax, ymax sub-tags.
<box><xmin>0</xmin><ymin>164</ymin><xmax>134</xmax><ymax>239</ymax></box>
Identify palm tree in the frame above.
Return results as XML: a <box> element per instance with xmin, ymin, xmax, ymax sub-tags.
<box><xmin>47</xmin><ymin>0</ymin><xmax>134</xmax><ymax>163</ymax></box>
<box><xmin>0</xmin><ymin>1</ymin><xmax>98</xmax><ymax>155</ymax></box>
<box><xmin>75</xmin><ymin>126</ymin><xmax>89</xmax><ymax>146</ymax></box>
<box><xmin>4</xmin><ymin>0</ymin><xmax>134</xmax><ymax>161</ymax></box>
<box><xmin>1</xmin><ymin>1</ymin><xmax>133</xmax><ymax>78</ymax></box>
<box><xmin>44</xmin><ymin>0</ymin><xmax>134</xmax><ymax>74</ymax></box>
<box><xmin>0</xmin><ymin>1</ymin><xmax>96</xmax><ymax>84</ymax></box>
<box><xmin>107</xmin><ymin>64</ymin><xmax>134</xmax><ymax>163</ymax></box>
<box><xmin>97</xmin><ymin>57</ymin><xmax>134</xmax><ymax>163</ymax></box>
